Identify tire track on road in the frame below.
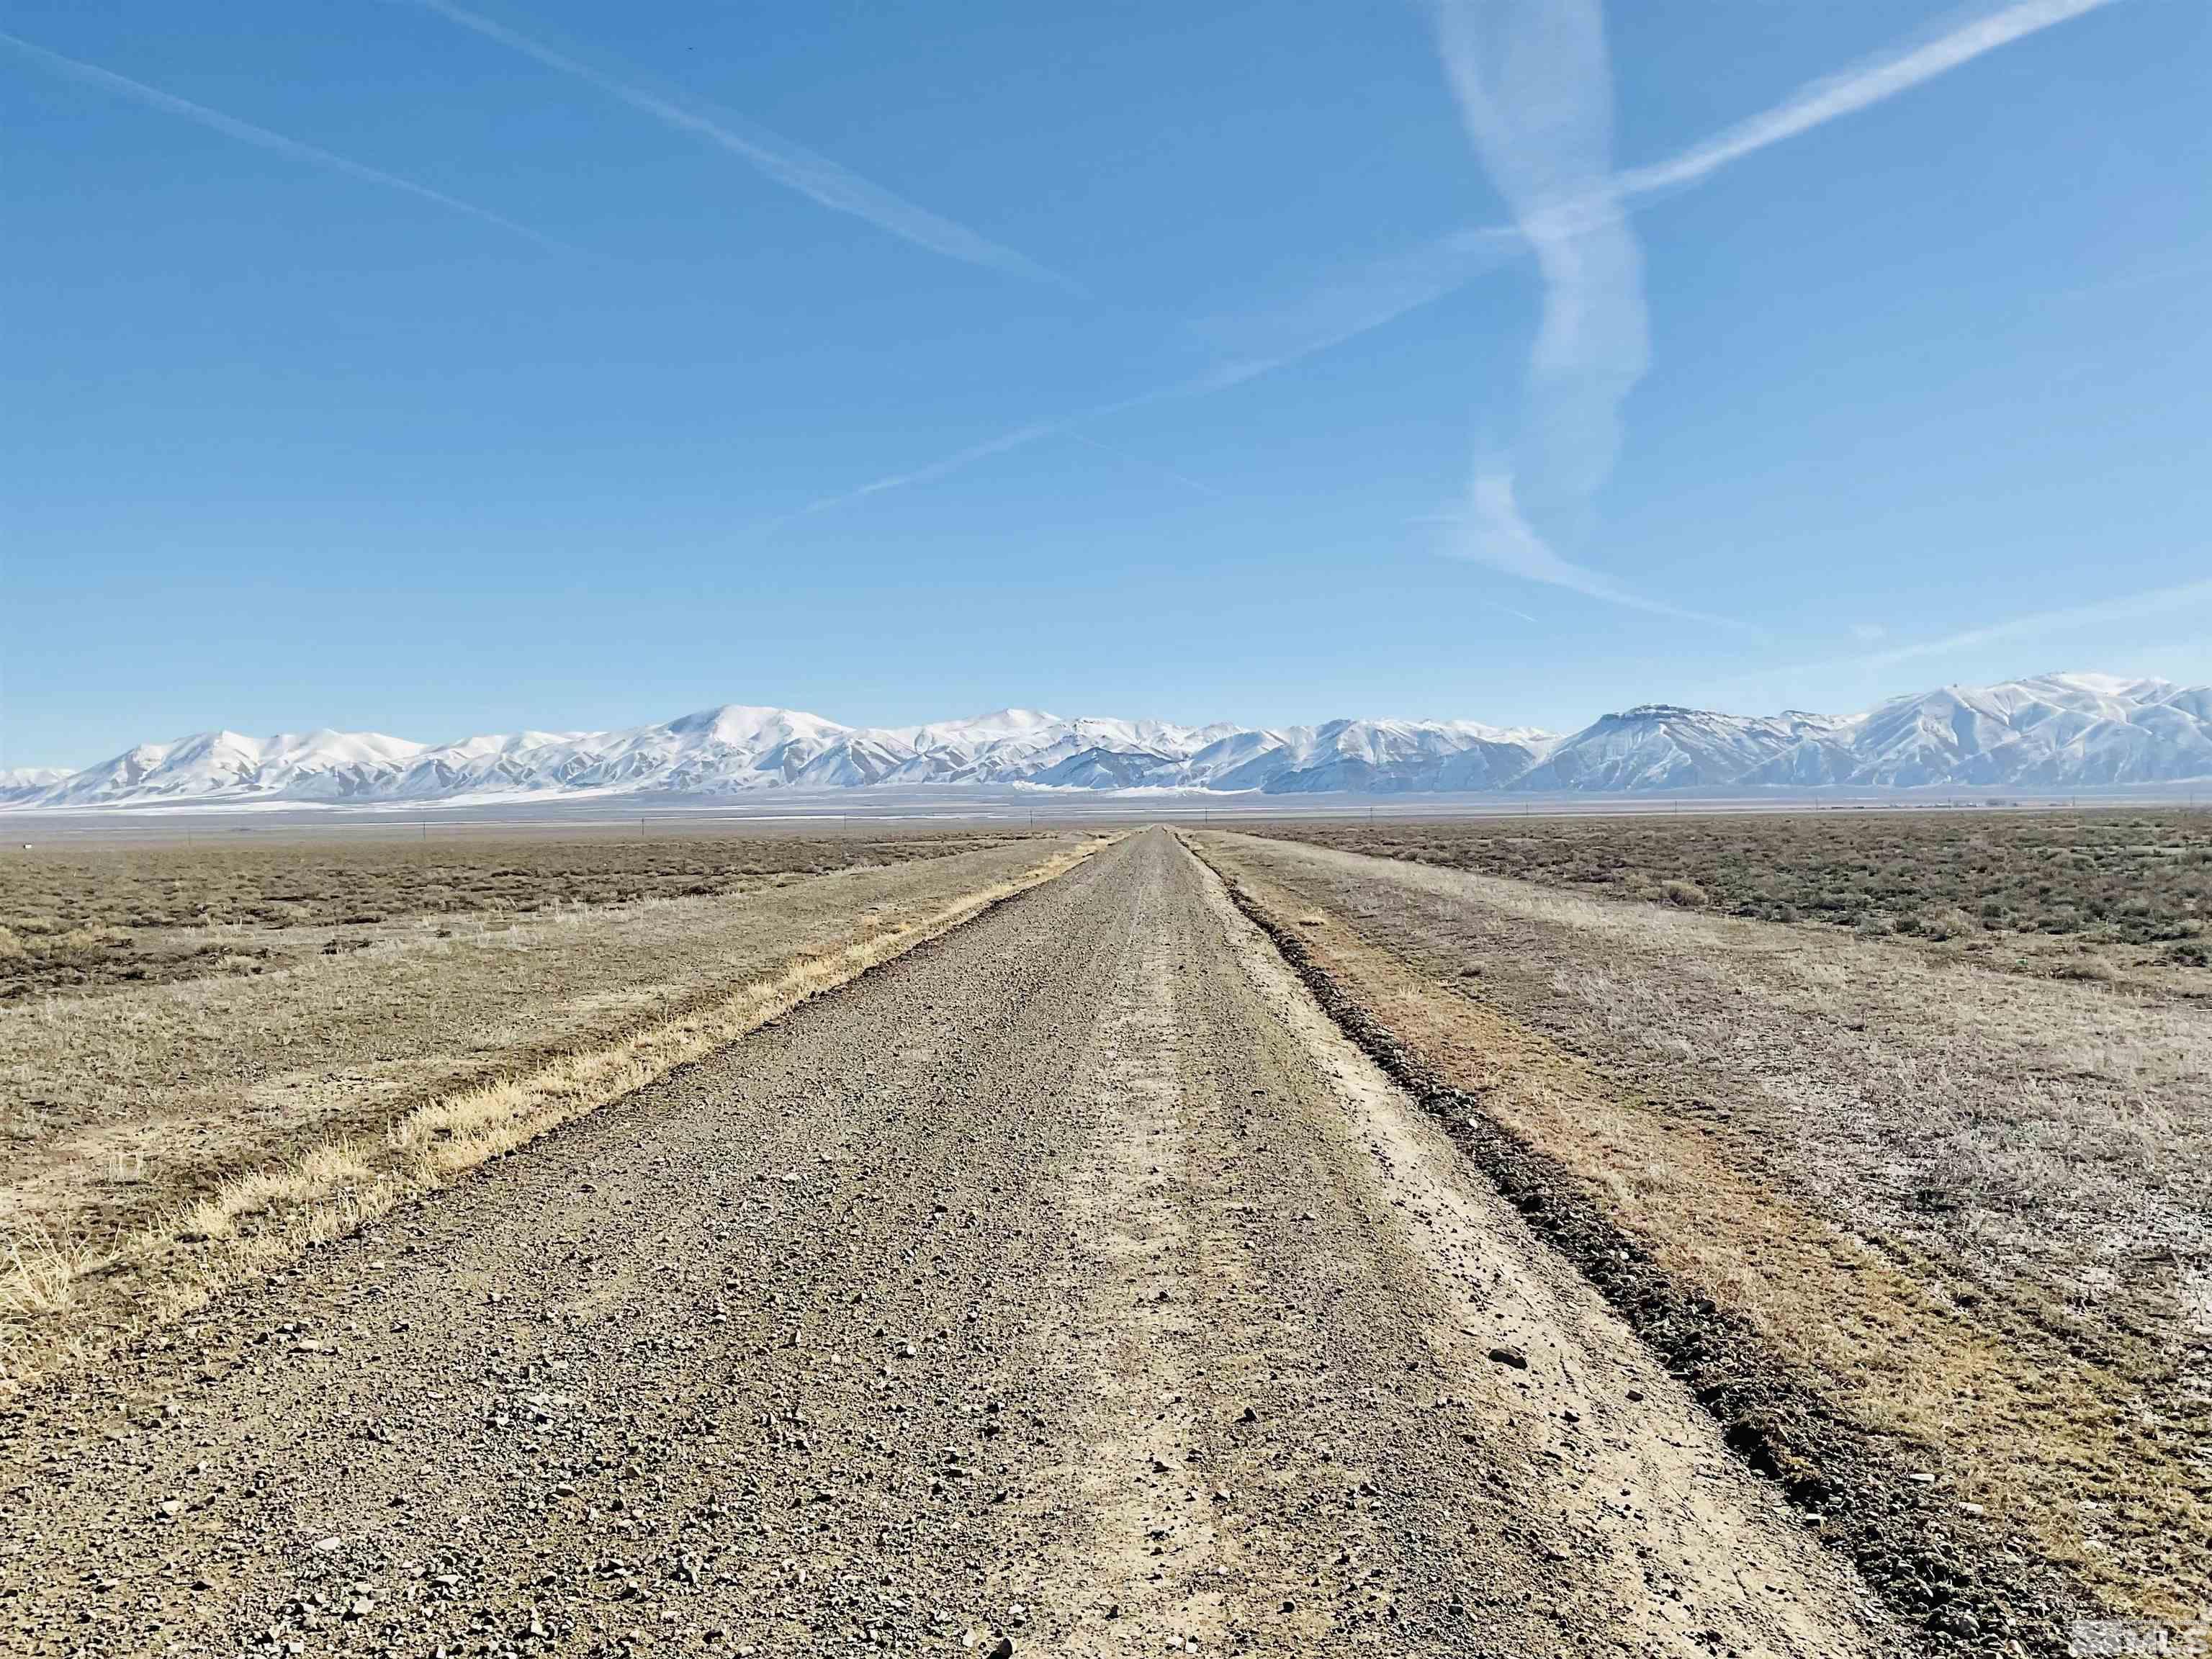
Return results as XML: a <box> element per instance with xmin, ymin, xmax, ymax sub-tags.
<box><xmin>0</xmin><ymin>828</ymin><xmax>1899</xmax><ymax>1658</ymax></box>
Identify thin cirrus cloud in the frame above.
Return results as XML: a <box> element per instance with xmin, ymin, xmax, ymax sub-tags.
<box><xmin>1616</xmin><ymin>0</ymin><xmax>2125</xmax><ymax>201</ymax></box>
<box><xmin>755</xmin><ymin>422</ymin><xmax>1064</xmax><ymax>533</ymax></box>
<box><xmin>1477</xmin><ymin>596</ymin><xmax>1540</xmax><ymax>626</ymax></box>
<box><xmin>1064</xmin><ymin>432</ymin><xmax>1232</xmax><ymax>502</ymax></box>
<box><xmin>1838</xmin><ymin>578</ymin><xmax>2212</xmax><ymax>674</ymax></box>
<box><xmin>1430</xmin><ymin>0</ymin><xmax>1650</xmax><ymax>618</ymax></box>
<box><xmin>0</xmin><ymin>27</ymin><xmax>570</xmax><ymax>251</ymax></box>
<box><xmin>755</xmin><ymin>0</ymin><xmax>2120</xmax><ymax>570</ymax></box>
<box><xmin>1421</xmin><ymin>0</ymin><xmax>2125</xmax><ymax>625</ymax></box>
<box><xmin>744</xmin><ymin>245</ymin><xmax>1534</xmax><ymax>536</ymax></box>
<box><xmin>1217</xmin><ymin>0</ymin><xmax>2128</xmax><ymax>423</ymax></box>
<box><xmin>1187</xmin><ymin>225</ymin><xmax>1524</xmax><ymax>382</ymax></box>
<box><xmin>740</xmin><ymin>369</ymin><xmax>1235</xmax><ymax>535</ymax></box>
<box><xmin>1421</xmin><ymin>472</ymin><xmax>1740</xmax><ymax>629</ymax></box>
<box><xmin>1700</xmin><ymin>576</ymin><xmax>2212</xmax><ymax>701</ymax></box>
<box><xmin>398</xmin><ymin>0</ymin><xmax>1076</xmax><ymax>293</ymax></box>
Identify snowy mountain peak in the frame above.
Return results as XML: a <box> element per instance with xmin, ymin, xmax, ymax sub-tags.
<box><xmin>2013</xmin><ymin>671</ymin><xmax>2175</xmax><ymax>700</ymax></box>
<box><xmin>666</xmin><ymin>705</ymin><xmax>847</xmax><ymax>744</ymax></box>
<box><xmin>11</xmin><ymin>672</ymin><xmax>2208</xmax><ymax>808</ymax></box>
<box><xmin>964</xmin><ymin>708</ymin><xmax>1058</xmax><ymax>732</ymax></box>
<box><xmin>0</xmin><ymin>767</ymin><xmax>71</xmax><ymax>801</ymax></box>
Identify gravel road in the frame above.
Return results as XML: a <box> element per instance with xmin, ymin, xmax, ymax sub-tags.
<box><xmin>0</xmin><ymin>829</ymin><xmax>1894</xmax><ymax>1657</ymax></box>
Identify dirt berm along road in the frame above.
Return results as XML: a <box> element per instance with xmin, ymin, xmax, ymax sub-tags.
<box><xmin>0</xmin><ymin>829</ymin><xmax>1900</xmax><ymax>1658</ymax></box>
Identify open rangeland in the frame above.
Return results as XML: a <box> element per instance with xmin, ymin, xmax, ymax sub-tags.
<box><xmin>1237</xmin><ymin>809</ymin><xmax>2212</xmax><ymax>985</ymax></box>
<box><xmin>0</xmin><ymin>823</ymin><xmax>1035</xmax><ymax>1002</ymax></box>
<box><xmin>0</xmin><ymin>819</ymin><xmax>2191</xmax><ymax>1655</ymax></box>
<box><xmin>0</xmin><ymin>824</ymin><xmax>1089</xmax><ymax>1392</ymax></box>
<box><xmin>1199</xmin><ymin>817</ymin><xmax>2211</xmax><ymax>1631</ymax></box>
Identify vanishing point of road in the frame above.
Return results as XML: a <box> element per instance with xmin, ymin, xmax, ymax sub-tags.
<box><xmin>0</xmin><ymin>829</ymin><xmax>1889</xmax><ymax>1657</ymax></box>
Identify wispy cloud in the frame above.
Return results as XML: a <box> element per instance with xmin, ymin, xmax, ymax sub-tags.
<box><xmin>1187</xmin><ymin>225</ymin><xmax>1523</xmax><ymax>388</ymax></box>
<box><xmin>1616</xmin><ymin>0</ymin><xmax>2124</xmax><ymax>201</ymax></box>
<box><xmin>1705</xmin><ymin>577</ymin><xmax>2212</xmax><ymax>701</ymax></box>
<box><xmin>745</xmin><ymin>256</ymin><xmax>1532</xmax><ymax>536</ymax></box>
<box><xmin>1416</xmin><ymin>0</ymin><xmax>2122</xmax><ymax>624</ymax></box>
<box><xmin>1434</xmin><ymin>471</ymin><xmax>1740</xmax><ymax>628</ymax></box>
<box><xmin>0</xmin><ymin>27</ymin><xmax>568</xmax><ymax>251</ymax></box>
<box><xmin>401</xmin><ymin>0</ymin><xmax>1074</xmax><ymax>291</ymax></box>
<box><xmin>1204</xmin><ymin>0</ymin><xmax>2126</xmax><ymax>434</ymax></box>
<box><xmin>1838</xmin><ymin>579</ymin><xmax>2212</xmax><ymax>673</ymax></box>
<box><xmin>755</xmin><ymin>420</ymin><xmax>1061</xmax><ymax>531</ymax></box>
<box><xmin>752</xmin><ymin>414</ymin><xmax>1233</xmax><ymax>533</ymax></box>
<box><xmin>1429</xmin><ymin>0</ymin><xmax>1663</xmax><ymax>616</ymax></box>
<box><xmin>1065</xmin><ymin>432</ymin><xmax>1231</xmax><ymax>501</ymax></box>
<box><xmin>747</xmin><ymin>0</ymin><xmax>2121</xmax><ymax>533</ymax></box>
<box><xmin>1475</xmin><ymin>595</ymin><xmax>1539</xmax><ymax>625</ymax></box>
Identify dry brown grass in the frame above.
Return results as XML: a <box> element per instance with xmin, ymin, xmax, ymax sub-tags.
<box><xmin>0</xmin><ymin>832</ymin><xmax>1110</xmax><ymax>1397</ymax></box>
<box><xmin>1199</xmin><ymin>829</ymin><xmax>2212</xmax><ymax>1620</ymax></box>
<box><xmin>1245</xmin><ymin>809</ymin><xmax>2212</xmax><ymax>984</ymax></box>
<box><xmin>0</xmin><ymin>826</ymin><xmax>1029</xmax><ymax>999</ymax></box>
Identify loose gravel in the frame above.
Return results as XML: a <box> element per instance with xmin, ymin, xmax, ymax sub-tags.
<box><xmin>0</xmin><ymin>830</ymin><xmax>1894</xmax><ymax>1657</ymax></box>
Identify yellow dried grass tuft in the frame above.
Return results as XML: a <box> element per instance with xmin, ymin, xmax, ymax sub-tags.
<box><xmin>0</xmin><ymin>835</ymin><xmax>1112</xmax><ymax>1398</ymax></box>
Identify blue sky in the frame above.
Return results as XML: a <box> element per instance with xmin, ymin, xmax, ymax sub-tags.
<box><xmin>5</xmin><ymin>0</ymin><xmax>2208</xmax><ymax>766</ymax></box>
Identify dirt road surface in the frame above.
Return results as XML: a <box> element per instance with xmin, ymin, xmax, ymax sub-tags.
<box><xmin>0</xmin><ymin>830</ymin><xmax>1894</xmax><ymax>1657</ymax></box>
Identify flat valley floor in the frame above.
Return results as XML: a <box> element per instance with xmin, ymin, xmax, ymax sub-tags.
<box><xmin>0</xmin><ymin>829</ymin><xmax>1899</xmax><ymax>1656</ymax></box>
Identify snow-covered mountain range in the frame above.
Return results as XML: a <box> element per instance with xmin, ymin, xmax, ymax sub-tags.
<box><xmin>6</xmin><ymin>674</ymin><xmax>2208</xmax><ymax>809</ymax></box>
<box><xmin>0</xmin><ymin>768</ymin><xmax>73</xmax><ymax>796</ymax></box>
